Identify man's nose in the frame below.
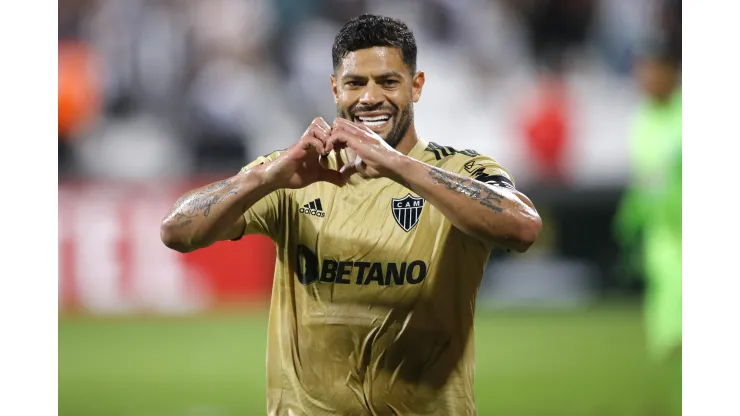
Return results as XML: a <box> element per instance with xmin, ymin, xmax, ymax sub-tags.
<box><xmin>359</xmin><ymin>83</ymin><xmax>383</xmax><ymax>107</ymax></box>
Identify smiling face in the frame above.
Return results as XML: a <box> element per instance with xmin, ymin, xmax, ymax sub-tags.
<box><xmin>331</xmin><ymin>46</ymin><xmax>424</xmax><ymax>149</ymax></box>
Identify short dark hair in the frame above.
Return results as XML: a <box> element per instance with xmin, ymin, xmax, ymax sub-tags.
<box><xmin>332</xmin><ymin>14</ymin><xmax>417</xmax><ymax>73</ymax></box>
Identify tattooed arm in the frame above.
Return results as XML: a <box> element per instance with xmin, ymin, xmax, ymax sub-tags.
<box><xmin>161</xmin><ymin>116</ymin><xmax>345</xmax><ymax>253</ymax></box>
<box><xmin>325</xmin><ymin>119</ymin><xmax>540</xmax><ymax>252</ymax></box>
<box><xmin>160</xmin><ymin>165</ymin><xmax>278</xmax><ymax>253</ymax></box>
<box><xmin>393</xmin><ymin>159</ymin><xmax>541</xmax><ymax>252</ymax></box>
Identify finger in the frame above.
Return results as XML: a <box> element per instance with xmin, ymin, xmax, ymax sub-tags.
<box><xmin>339</xmin><ymin>150</ymin><xmax>363</xmax><ymax>170</ymax></box>
<box><xmin>326</xmin><ymin>132</ymin><xmax>347</xmax><ymax>153</ymax></box>
<box><xmin>307</xmin><ymin>117</ymin><xmax>332</xmax><ymax>154</ymax></box>
<box><xmin>331</xmin><ymin>118</ymin><xmax>359</xmax><ymax>135</ymax></box>
<box><xmin>323</xmin><ymin>139</ymin><xmax>335</xmax><ymax>154</ymax></box>
<box><xmin>334</xmin><ymin>117</ymin><xmax>372</xmax><ymax>136</ymax></box>
<box><xmin>313</xmin><ymin>125</ymin><xmax>335</xmax><ymax>154</ymax></box>
<box><xmin>332</xmin><ymin>117</ymin><xmax>355</xmax><ymax>133</ymax></box>
<box><xmin>309</xmin><ymin>124</ymin><xmax>330</xmax><ymax>141</ymax></box>
<box><xmin>300</xmin><ymin>137</ymin><xmax>324</xmax><ymax>155</ymax></box>
<box><xmin>309</xmin><ymin>127</ymin><xmax>331</xmax><ymax>155</ymax></box>
<box><xmin>340</xmin><ymin>162</ymin><xmax>358</xmax><ymax>180</ymax></box>
<box><xmin>327</xmin><ymin>129</ymin><xmax>359</xmax><ymax>151</ymax></box>
<box><xmin>313</xmin><ymin>117</ymin><xmax>332</xmax><ymax>135</ymax></box>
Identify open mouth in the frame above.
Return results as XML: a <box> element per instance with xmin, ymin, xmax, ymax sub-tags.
<box><xmin>354</xmin><ymin>113</ymin><xmax>392</xmax><ymax>130</ymax></box>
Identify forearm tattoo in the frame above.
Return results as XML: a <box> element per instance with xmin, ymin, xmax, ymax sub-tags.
<box><xmin>429</xmin><ymin>167</ymin><xmax>504</xmax><ymax>213</ymax></box>
<box><xmin>170</xmin><ymin>180</ymin><xmax>239</xmax><ymax>226</ymax></box>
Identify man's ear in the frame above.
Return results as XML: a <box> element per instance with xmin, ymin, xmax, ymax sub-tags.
<box><xmin>411</xmin><ymin>71</ymin><xmax>425</xmax><ymax>103</ymax></box>
<box><xmin>330</xmin><ymin>74</ymin><xmax>339</xmax><ymax>104</ymax></box>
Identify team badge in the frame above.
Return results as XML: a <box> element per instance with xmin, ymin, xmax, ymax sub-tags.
<box><xmin>391</xmin><ymin>194</ymin><xmax>425</xmax><ymax>232</ymax></box>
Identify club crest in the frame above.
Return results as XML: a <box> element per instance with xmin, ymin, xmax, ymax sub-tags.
<box><xmin>391</xmin><ymin>194</ymin><xmax>425</xmax><ymax>232</ymax></box>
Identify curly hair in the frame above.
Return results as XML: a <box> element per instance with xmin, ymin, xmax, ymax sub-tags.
<box><xmin>331</xmin><ymin>14</ymin><xmax>417</xmax><ymax>73</ymax></box>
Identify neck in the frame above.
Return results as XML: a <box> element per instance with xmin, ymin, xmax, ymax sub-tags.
<box><xmin>394</xmin><ymin>123</ymin><xmax>419</xmax><ymax>155</ymax></box>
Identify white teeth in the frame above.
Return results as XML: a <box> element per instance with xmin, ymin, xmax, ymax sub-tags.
<box><xmin>358</xmin><ymin>115</ymin><xmax>390</xmax><ymax>122</ymax></box>
<box><xmin>362</xmin><ymin>120</ymin><xmax>387</xmax><ymax>127</ymax></box>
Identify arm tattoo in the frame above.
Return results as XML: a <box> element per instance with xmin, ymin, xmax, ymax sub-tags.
<box><xmin>172</xmin><ymin>180</ymin><xmax>234</xmax><ymax>207</ymax></box>
<box><xmin>171</xmin><ymin>213</ymin><xmax>193</xmax><ymax>227</ymax></box>
<box><xmin>429</xmin><ymin>167</ymin><xmax>504</xmax><ymax>213</ymax></box>
<box><xmin>170</xmin><ymin>180</ymin><xmax>239</xmax><ymax>226</ymax></box>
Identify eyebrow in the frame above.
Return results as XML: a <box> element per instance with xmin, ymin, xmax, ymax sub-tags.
<box><xmin>342</xmin><ymin>71</ymin><xmax>405</xmax><ymax>80</ymax></box>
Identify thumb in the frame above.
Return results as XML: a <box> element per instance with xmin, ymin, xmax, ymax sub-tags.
<box><xmin>339</xmin><ymin>162</ymin><xmax>359</xmax><ymax>180</ymax></box>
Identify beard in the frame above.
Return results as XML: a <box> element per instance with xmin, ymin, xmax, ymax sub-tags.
<box><xmin>337</xmin><ymin>102</ymin><xmax>413</xmax><ymax>149</ymax></box>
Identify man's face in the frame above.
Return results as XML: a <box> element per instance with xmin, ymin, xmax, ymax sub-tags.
<box><xmin>331</xmin><ymin>46</ymin><xmax>424</xmax><ymax>148</ymax></box>
<box><xmin>636</xmin><ymin>57</ymin><xmax>678</xmax><ymax>102</ymax></box>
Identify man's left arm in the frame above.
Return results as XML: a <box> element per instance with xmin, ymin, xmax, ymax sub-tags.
<box><xmin>326</xmin><ymin>119</ymin><xmax>541</xmax><ymax>253</ymax></box>
<box><xmin>393</xmin><ymin>157</ymin><xmax>541</xmax><ymax>252</ymax></box>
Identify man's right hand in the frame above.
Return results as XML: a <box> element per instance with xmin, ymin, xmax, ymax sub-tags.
<box><xmin>265</xmin><ymin>117</ymin><xmax>346</xmax><ymax>189</ymax></box>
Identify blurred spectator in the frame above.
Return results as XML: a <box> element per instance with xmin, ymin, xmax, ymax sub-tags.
<box><xmin>439</xmin><ymin>0</ymin><xmax>529</xmax><ymax>78</ymax></box>
<box><xmin>185</xmin><ymin>0</ymin><xmax>278</xmax><ymax>173</ymax></box>
<box><xmin>512</xmin><ymin>0</ymin><xmax>596</xmax><ymax>74</ymax></box>
<box><xmin>281</xmin><ymin>17</ymin><xmax>342</xmax><ymax>124</ymax></box>
<box><xmin>57</xmin><ymin>0</ymin><xmax>648</xmax><ymax>189</ymax></box>
<box><xmin>594</xmin><ymin>0</ymin><xmax>658</xmax><ymax>75</ymax></box>
<box><xmin>59</xmin><ymin>42</ymin><xmax>102</xmax><ymax>138</ymax></box>
<box><xmin>614</xmin><ymin>38</ymin><xmax>681</xmax><ymax>413</ymax></box>
<box><xmin>77</xmin><ymin>112</ymin><xmax>193</xmax><ymax>180</ymax></box>
<box><xmin>519</xmin><ymin>75</ymin><xmax>572</xmax><ymax>185</ymax></box>
<box><xmin>59</xmin><ymin>40</ymin><xmax>102</xmax><ymax>174</ymax></box>
<box><xmin>59</xmin><ymin>0</ymin><xmax>96</xmax><ymax>40</ymax></box>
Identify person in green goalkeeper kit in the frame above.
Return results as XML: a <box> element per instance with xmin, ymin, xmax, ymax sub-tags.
<box><xmin>614</xmin><ymin>43</ymin><xmax>681</xmax><ymax>414</ymax></box>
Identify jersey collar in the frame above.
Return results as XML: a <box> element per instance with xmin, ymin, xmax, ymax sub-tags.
<box><xmin>405</xmin><ymin>137</ymin><xmax>428</xmax><ymax>161</ymax></box>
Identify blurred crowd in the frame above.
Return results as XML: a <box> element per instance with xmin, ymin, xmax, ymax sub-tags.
<box><xmin>59</xmin><ymin>7</ymin><xmax>682</xmax><ymax>407</ymax></box>
<box><xmin>59</xmin><ymin>0</ymin><xmax>681</xmax><ymax>188</ymax></box>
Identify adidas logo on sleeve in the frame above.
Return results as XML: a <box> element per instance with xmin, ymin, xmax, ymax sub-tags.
<box><xmin>299</xmin><ymin>198</ymin><xmax>326</xmax><ymax>218</ymax></box>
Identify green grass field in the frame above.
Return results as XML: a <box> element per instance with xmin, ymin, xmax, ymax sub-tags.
<box><xmin>59</xmin><ymin>302</ymin><xmax>676</xmax><ymax>416</ymax></box>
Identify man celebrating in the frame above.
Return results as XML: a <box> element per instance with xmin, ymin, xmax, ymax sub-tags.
<box><xmin>161</xmin><ymin>14</ymin><xmax>541</xmax><ymax>416</ymax></box>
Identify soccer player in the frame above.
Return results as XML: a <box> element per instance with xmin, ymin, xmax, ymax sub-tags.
<box><xmin>161</xmin><ymin>14</ymin><xmax>542</xmax><ymax>416</ymax></box>
<box><xmin>614</xmin><ymin>41</ymin><xmax>681</xmax><ymax>415</ymax></box>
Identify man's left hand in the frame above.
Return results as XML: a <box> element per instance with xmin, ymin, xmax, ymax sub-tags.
<box><xmin>327</xmin><ymin>118</ymin><xmax>404</xmax><ymax>181</ymax></box>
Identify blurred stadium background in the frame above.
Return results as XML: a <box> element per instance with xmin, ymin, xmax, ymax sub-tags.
<box><xmin>58</xmin><ymin>0</ymin><xmax>681</xmax><ymax>415</ymax></box>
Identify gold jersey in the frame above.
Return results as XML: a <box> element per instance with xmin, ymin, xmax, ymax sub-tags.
<box><xmin>239</xmin><ymin>138</ymin><xmax>514</xmax><ymax>416</ymax></box>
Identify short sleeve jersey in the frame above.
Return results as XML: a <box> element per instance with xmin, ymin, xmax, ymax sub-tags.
<box><xmin>238</xmin><ymin>138</ymin><xmax>514</xmax><ymax>416</ymax></box>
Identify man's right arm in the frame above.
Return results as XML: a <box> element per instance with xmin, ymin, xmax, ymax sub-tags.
<box><xmin>160</xmin><ymin>163</ymin><xmax>278</xmax><ymax>253</ymax></box>
<box><xmin>160</xmin><ymin>116</ymin><xmax>344</xmax><ymax>253</ymax></box>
